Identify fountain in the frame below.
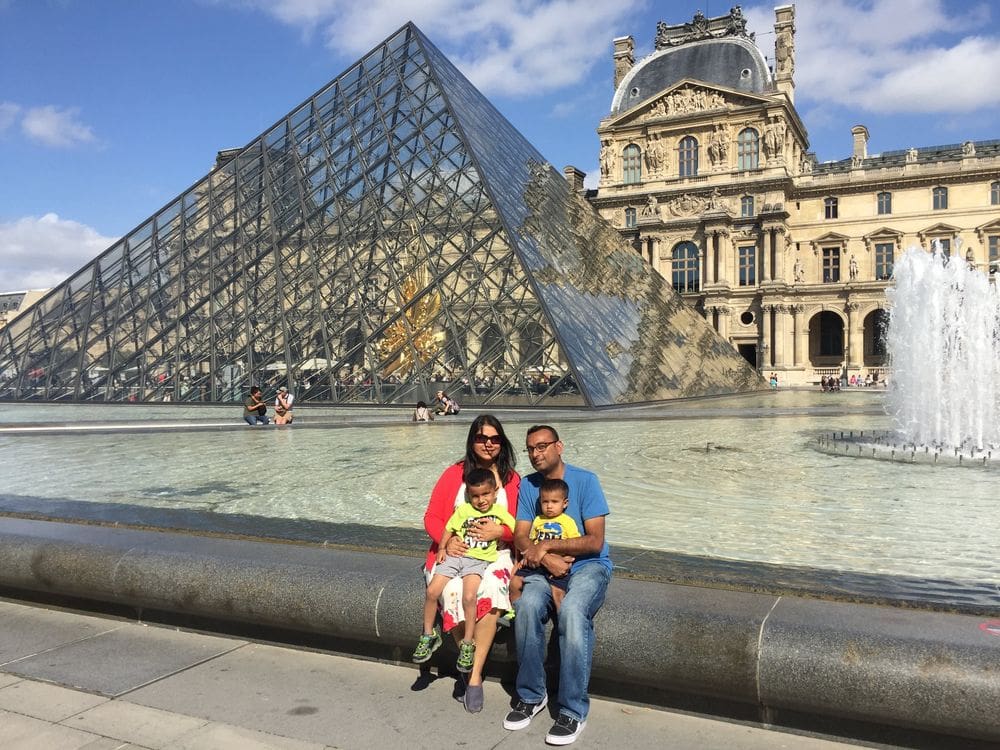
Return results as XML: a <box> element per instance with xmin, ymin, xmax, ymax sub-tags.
<box><xmin>817</xmin><ymin>242</ymin><xmax>1000</xmax><ymax>465</ymax></box>
<box><xmin>885</xmin><ymin>242</ymin><xmax>1000</xmax><ymax>450</ymax></box>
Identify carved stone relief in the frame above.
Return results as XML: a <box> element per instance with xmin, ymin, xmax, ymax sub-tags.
<box><xmin>643</xmin><ymin>85</ymin><xmax>726</xmax><ymax>120</ymax></box>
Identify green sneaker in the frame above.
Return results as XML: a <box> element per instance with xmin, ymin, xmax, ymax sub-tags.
<box><xmin>456</xmin><ymin>639</ymin><xmax>476</xmax><ymax>673</ymax></box>
<box><xmin>412</xmin><ymin>626</ymin><xmax>442</xmax><ymax>663</ymax></box>
<box><xmin>498</xmin><ymin>609</ymin><xmax>515</xmax><ymax>627</ymax></box>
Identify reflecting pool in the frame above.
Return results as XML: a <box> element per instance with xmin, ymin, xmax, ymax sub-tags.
<box><xmin>2</xmin><ymin>391</ymin><xmax>997</xmax><ymax>596</ymax></box>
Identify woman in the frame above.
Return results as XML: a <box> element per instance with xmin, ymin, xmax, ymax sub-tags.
<box><xmin>274</xmin><ymin>386</ymin><xmax>294</xmax><ymax>424</ymax></box>
<box><xmin>422</xmin><ymin>414</ymin><xmax>519</xmax><ymax>713</ymax></box>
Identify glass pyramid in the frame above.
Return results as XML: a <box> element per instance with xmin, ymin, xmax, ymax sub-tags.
<box><xmin>0</xmin><ymin>24</ymin><xmax>759</xmax><ymax>407</ymax></box>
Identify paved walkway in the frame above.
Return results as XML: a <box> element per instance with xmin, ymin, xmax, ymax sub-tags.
<box><xmin>0</xmin><ymin>597</ymin><xmax>896</xmax><ymax>750</ymax></box>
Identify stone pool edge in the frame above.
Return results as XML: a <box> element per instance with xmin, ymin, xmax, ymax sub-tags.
<box><xmin>0</xmin><ymin>516</ymin><xmax>997</xmax><ymax>744</ymax></box>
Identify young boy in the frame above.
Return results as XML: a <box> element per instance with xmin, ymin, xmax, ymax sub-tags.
<box><xmin>413</xmin><ymin>467</ymin><xmax>516</xmax><ymax>671</ymax></box>
<box><xmin>508</xmin><ymin>478</ymin><xmax>580</xmax><ymax>611</ymax></box>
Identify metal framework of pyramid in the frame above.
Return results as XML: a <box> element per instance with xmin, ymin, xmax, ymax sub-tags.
<box><xmin>0</xmin><ymin>23</ymin><xmax>759</xmax><ymax>407</ymax></box>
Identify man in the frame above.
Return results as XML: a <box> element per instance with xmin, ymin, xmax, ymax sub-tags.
<box><xmin>242</xmin><ymin>386</ymin><xmax>269</xmax><ymax>425</ymax></box>
<box><xmin>503</xmin><ymin>425</ymin><xmax>612</xmax><ymax>745</ymax></box>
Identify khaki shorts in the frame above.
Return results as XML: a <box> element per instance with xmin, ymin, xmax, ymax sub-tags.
<box><xmin>433</xmin><ymin>555</ymin><xmax>489</xmax><ymax>579</ymax></box>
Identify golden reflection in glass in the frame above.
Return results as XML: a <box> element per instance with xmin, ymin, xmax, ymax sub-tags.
<box><xmin>378</xmin><ymin>274</ymin><xmax>443</xmax><ymax>377</ymax></box>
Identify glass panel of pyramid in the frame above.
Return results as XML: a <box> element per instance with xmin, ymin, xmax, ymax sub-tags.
<box><xmin>0</xmin><ymin>23</ymin><xmax>760</xmax><ymax>408</ymax></box>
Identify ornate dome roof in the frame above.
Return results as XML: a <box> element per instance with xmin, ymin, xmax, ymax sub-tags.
<box><xmin>611</xmin><ymin>37</ymin><xmax>772</xmax><ymax>117</ymax></box>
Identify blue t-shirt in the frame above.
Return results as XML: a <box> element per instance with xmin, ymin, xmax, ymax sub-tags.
<box><xmin>516</xmin><ymin>463</ymin><xmax>612</xmax><ymax>573</ymax></box>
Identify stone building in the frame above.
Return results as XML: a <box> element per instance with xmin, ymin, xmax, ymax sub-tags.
<box><xmin>585</xmin><ymin>5</ymin><xmax>1000</xmax><ymax>386</ymax></box>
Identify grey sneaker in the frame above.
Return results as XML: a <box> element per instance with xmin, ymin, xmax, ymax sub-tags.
<box><xmin>545</xmin><ymin>714</ymin><xmax>586</xmax><ymax>745</ymax></box>
<box><xmin>502</xmin><ymin>694</ymin><xmax>548</xmax><ymax>730</ymax></box>
<box><xmin>463</xmin><ymin>683</ymin><xmax>484</xmax><ymax>713</ymax></box>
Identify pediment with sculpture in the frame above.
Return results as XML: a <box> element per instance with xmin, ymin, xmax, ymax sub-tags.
<box><xmin>610</xmin><ymin>81</ymin><xmax>772</xmax><ymax>127</ymax></box>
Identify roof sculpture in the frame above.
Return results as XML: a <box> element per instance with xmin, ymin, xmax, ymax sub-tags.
<box><xmin>0</xmin><ymin>23</ymin><xmax>760</xmax><ymax>407</ymax></box>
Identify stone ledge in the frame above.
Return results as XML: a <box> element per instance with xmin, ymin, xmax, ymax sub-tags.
<box><xmin>0</xmin><ymin>517</ymin><xmax>996</xmax><ymax>743</ymax></box>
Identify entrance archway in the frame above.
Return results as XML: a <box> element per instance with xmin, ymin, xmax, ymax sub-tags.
<box><xmin>809</xmin><ymin>311</ymin><xmax>844</xmax><ymax>369</ymax></box>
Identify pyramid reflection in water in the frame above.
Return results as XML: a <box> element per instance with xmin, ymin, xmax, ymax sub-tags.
<box><xmin>0</xmin><ymin>24</ymin><xmax>759</xmax><ymax>407</ymax></box>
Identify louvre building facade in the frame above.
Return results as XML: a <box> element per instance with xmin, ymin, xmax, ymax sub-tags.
<box><xmin>589</xmin><ymin>6</ymin><xmax>1000</xmax><ymax>387</ymax></box>
<box><xmin>0</xmin><ymin>24</ymin><xmax>759</xmax><ymax>407</ymax></box>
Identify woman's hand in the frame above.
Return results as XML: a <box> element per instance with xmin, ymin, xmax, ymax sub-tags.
<box><xmin>444</xmin><ymin>535</ymin><xmax>469</xmax><ymax>557</ymax></box>
<box><xmin>467</xmin><ymin>517</ymin><xmax>503</xmax><ymax>543</ymax></box>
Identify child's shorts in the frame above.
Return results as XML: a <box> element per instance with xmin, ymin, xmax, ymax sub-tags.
<box><xmin>434</xmin><ymin>555</ymin><xmax>489</xmax><ymax>579</ymax></box>
<box><xmin>516</xmin><ymin>567</ymin><xmax>569</xmax><ymax>591</ymax></box>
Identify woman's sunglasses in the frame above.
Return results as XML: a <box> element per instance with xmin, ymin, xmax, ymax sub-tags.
<box><xmin>473</xmin><ymin>434</ymin><xmax>503</xmax><ymax>446</ymax></box>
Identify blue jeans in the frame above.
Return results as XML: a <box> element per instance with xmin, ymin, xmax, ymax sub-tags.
<box><xmin>513</xmin><ymin>561</ymin><xmax>611</xmax><ymax>722</ymax></box>
<box><xmin>244</xmin><ymin>415</ymin><xmax>269</xmax><ymax>425</ymax></box>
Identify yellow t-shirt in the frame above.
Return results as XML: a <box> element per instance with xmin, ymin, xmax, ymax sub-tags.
<box><xmin>529</xmin><ymin>512</ymin><xmax>581</xmax><ymax>542</ymax></box>
<box><xmin>445</xmin><ymin>502</ymin><xmax>517</xmax><ymax>562</ymax></box>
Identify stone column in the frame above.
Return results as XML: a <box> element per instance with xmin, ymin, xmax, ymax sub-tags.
<box><xmin>718</xmin><ymin>308</ymin><xmax>731</xmax><ymax>340</ymax></box>
<box><xmin>773</xmin><ymin>228</ymin><xmax>786</xmax><ymax>282</ymax></box>
<box><xmin>712</xmin><ymin>231</ymin><xmax>720</xmax><ymax>284</ymax></box>
<box><xmin>790</xmin><ymin>304</ymin><xmax>804</xmax><ymax>366</ymax></box>
<box><xmin>701</xmin><ymin>234</ymin><xmax>711</xmax><ymax>288</ymax></box>
<box><xmin>762</xmin><ymin>304</ymin><xmax>774</xmax><ymax>367</ymax></box>
<box><xmin>846</xmin><ymin>301</ymin><xmax>861</xmax><ymax>370</ymax></box>
<box><xmin>762</xmin><ymin>229</ymin><xmax>772</xmax><ymax>282</ymax></box>
<box><xmin>773</xmin><ymin>305</ymin><xmax>786</xmax><ymax>366</ymax></box>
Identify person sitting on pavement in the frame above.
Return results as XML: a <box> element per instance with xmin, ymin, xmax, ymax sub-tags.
<box><xmin>433</xmin><ymin>390</ymin><xmax>460</xmax><ymax>415</ymax></box>
<box><xmin>413</xmin><ymin>400</ymin><xmax>434</xmax><ymax>422</ymax></box>
<box><xmin>503</xmin><ymin>424</ymin><xmax>612</xmax><ymax>746</ymax></box>
<box><xmin>243</xmin><ymin>386</ymin><xmax>269</xmax><ymax>425</ymax></box>
<box><xmin>274</xmin><ymin>386</ymin><xmax>294</xmax><ymax>424</ymax></box>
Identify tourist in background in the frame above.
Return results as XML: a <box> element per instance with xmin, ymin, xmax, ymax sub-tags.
<box><xmin>422</xmin><ymin>414</ymin><xmax>519</xmax><ymax>713</ymax></box>
<box><xmin>274</xmin><ymin>385</ymin><xmax>294</xmax><ymax>424</ymax></box>
<box><xmin>413</xmin><ymin>400</ymin><xmax>434</xmax><ymax>422</ymax></box>
<box><xmin>504</xmin><ymin>425</ymin><xmax>612</xmax><ymax>746</ymax></box>
<box><xmin>434</xmin><ymin>390</ymin><xmax>460</xmax><ymax>415</ymax></box>
<box><xmin>242</xmin><ymin>386</ymin><xmax>269</xmax><ymax>425</ymax></box>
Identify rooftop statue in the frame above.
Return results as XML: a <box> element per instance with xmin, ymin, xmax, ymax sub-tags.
<box><xmin>655</xmin><ymin>6</ymin><xmax>754</xmax><ymax>49</ymax></box>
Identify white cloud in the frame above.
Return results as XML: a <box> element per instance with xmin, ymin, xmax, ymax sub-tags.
<box><xmin>21</xmin><ymin>105</ymin><xmax>97</xmax><ymax>148</ymax></box>
<box><xmin>745</xmin><ymin>0</ymin><xmax>1000</xmax><ymax>114</ymax></box>
<box><xmin>231</xmin><ymin>0</ymin><xmax>642</xmax><ymax>97</ymax></box>
<box><xmin>583</xmin><ymin>169</ymin><xmax>599</xmax><ymax>189</ymax></box>
<box><xmin>0</xmin><ymin>214</ymin><xmax>117</xmax><ymax>291</ymax></box>
<box><xmin>0</xmin><ymin>101</ymin><xmax>20</xmax><ymax>134</ymax></box>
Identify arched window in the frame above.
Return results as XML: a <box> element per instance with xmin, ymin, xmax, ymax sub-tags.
<box><xmin>519</xmin><ymin>322</ymin><xmax>544</xmax><ymax>367</ymax></box>
<box><xmin>824</xmin><ymin>197</ymin><xmax>838</xmax><ymax>220</ymax></box>
<box><xmin>933</xmin><ymin>186</ymin><xmax>948</xmax><ymax>210</ymax></box>
<box><xmin>737</xmin><ymin>128</ymin><xmax>759</xmax><ymax>170</ymax></box>
<box><xmin>479</xmin><ymin>324</ymin><xmax>505</xmax><ymax>373</ymax></box>
<box><xmin>991</xmin><ymin>181</ymin><xmax>1000</xmax><ymax>205</ymax></box>
<box><xmin>624</xmin><ymin>207</ymin><xmax>637</xmax><ymax>228</ymax></box>
<box><xmin>678</xmin><ymin>136</ymin><xmax>698</xmax><ymax>177</ymax></box>
<box><xmin>818</xmin><ymin>311</ymin><xmax>844</xmax><ymax>356</ymax></box>
<box><xmin>622</xmin><ymin>144</ymin><xmax>641</xmax><ymax>184</ymax></box>
<box><xmin>671</xmin><ymin>241</ymin><xmax>700</xmax><ymax>293</ymax></box>
<box><xmin>740</xmin><ymin>195</ymin><xmax>754</xmax><ymax>217</ymax></box>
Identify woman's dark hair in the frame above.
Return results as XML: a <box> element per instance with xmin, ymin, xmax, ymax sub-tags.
<box><xmin>463</xmin><ymin>413</ymin><xmax>516</xmax><ymax>484</ymax></box>
<box><xmin>416</xmin><ymin>400</ymin><xmax>427</xmax><ymax>408</ymax></box>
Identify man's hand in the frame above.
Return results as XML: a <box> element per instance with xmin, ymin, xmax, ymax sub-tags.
<box><xmin>519</xmin><ymin>540</ymin><xmax>549</xmax><ymax>568</ymax></box>
<box><xmin>541</xmin><ymin>554</ymin><xmax>573</xmax><ymax>578</ymax></box>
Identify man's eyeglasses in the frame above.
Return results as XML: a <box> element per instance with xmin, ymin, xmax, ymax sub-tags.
<box><xmin>524</xmin><ymin>441</ymin><xmax>556</xmax><ymax>454</ymax></box>
<box><xmin>473</xmin><ymin>434</ymin><xmax>503</xmax><ymax>446</ymax></box>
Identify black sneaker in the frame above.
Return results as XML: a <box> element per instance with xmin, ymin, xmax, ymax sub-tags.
<box><xmin>545</xmin><ymin>714</ymin><xmax>586</xmax><ymax>745</ymax></box>
<box><xmin>502</xmin><ymin>694</ymin><xmax>548</xmax><ymax>730</ymax></box>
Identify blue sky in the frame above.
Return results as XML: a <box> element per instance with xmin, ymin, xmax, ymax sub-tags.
<box><xmin>2</xmin><ymin>0</ymin><xmax>999</xmax><ymax>290</ymax></box>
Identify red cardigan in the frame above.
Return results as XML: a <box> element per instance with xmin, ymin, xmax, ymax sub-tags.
<box><xmin>423</xmin><ymin>461</ymin><xmax>520</xmax><ymax>571</ymax></box>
